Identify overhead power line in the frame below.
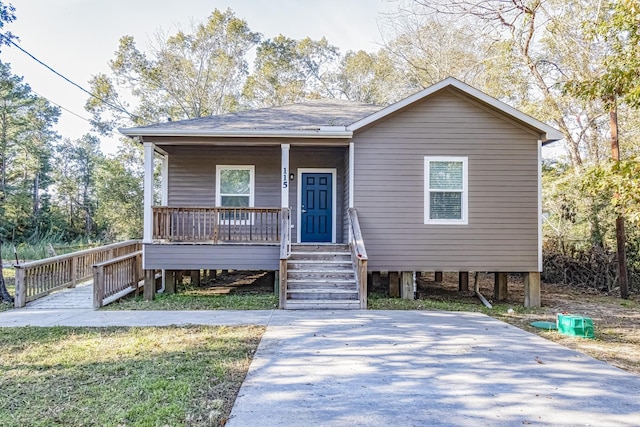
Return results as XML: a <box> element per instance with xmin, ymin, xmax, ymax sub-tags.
<box><xmin>1</xmin><ymin>34</ymin><xmax>140</xmax><ymax>121</ymax></box>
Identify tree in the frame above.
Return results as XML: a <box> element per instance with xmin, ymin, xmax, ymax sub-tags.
<box><xmin>394</xmin><ymin>0</ymin><xmax>615</xmax><ymax>167</ymax></box>
<box><xmin>242</xmin><ymin>35</ymin><xmax>339</xmax><ymax>108</ymax></box>
<box><xmin>53</xmin><ymin>135</ymin><xmax>103</xmax><ymax>239</ymax></box>
<box><xmin>564</xmin><ymin>0</ymin><xmax>640</xmax><ymax>298</ymax></box>
<box><xmin>95</xmin><ymin>139</ymin><xmax>144</xmax><ymax>240</ymax></box>
<box><xmin>333</xmin><ymin>49</ymin><xmax>411</xmax><ymax>105</ymax></box>
<box><xmin>0</xmin><ymin>0</ymin><xmax>15</xmax><ymax>51</ymax></box>
<box><xmin>86</xmin><ymin>8</ymin><xmax>261</xmax><ymax>131</ymax></box>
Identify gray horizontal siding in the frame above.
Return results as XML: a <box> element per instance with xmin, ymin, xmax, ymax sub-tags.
<box><xmin>353</xmin><ymin>88</ymin><xmax>540</xmax><ymax>272</ymax></box>
<box><xmin>163</xmin><ymin>144</ymin><xmax>347</xmax><ymax>244</ymax></box>
<box><xmin>144</xmin><ymin>244</ymin><xmax>279</xmax><ymax>270</ymax></box>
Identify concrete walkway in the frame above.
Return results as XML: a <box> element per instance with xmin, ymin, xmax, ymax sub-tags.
<box><xmin>1</xmin><ymin>308</ymin><xmax>639</xmax><ymax>426</ymax></box>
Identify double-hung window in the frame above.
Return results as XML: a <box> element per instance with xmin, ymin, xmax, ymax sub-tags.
<box><xmin>424</xmin><ymin>157</ymin><xmax>468</xmax><ymax>224</ymax></box>
<box><xmin>216</xmin><ymin>165</ymin><xmax>254</xmax><ymax>222</ymax></box>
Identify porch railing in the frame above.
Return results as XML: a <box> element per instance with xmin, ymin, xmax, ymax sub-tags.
<box><xmin>92</xmin><ymin>251</ymin><xmax>143</xmax><ymax>308</ymax></box>
<box><xmin>152</xmin><ymin>207</ymin><xmax>282</xmax><ymax>243</ymax></box>
<box><xmin>14</xmin><ymin>240</ymin><xmax>141</xmax><ymax>308</ymax></box>
<box><xmin>348</xmin><ymin>208</ymin><xmax>368</xmax><ymax>309</ymax></box>
<box><xmin>279</xmin><ymin>207</ymin><xmax>291</xmax><ymax>308</ymax></box>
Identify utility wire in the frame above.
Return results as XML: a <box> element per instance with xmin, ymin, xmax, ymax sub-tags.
<box><xmin>2</xmin><ymin>34</ymin><xmax>141</xmax><ymax>121</ymax></box>
<box><xmin>31</xmin><ymin>89</ymin><xmax>122</xmax><ymax>139</ymax></box>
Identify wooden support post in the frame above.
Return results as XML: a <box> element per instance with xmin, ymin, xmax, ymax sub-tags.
<box><xmin>401</xmin><ymin>271</ymin><xmax>414</xmax><ymax>300</ymax></box>
<box><xmin>434</xmin><ymin>271</ymin><xmax>443</xmax><ymax>282</ymax></box>
<box><xmin>165</xmin><ymin>270</ymin><xmax>176</xmax><ymax>294</ymax></box>
<box><xmin>93</xmin><ymin>265</ymin><xmax>104</xmax><ymax>308</ymax></box>
<box><xmin>389</xmin><ymin>271</ymin><xmax>400</xmax><ymax>297</ymax></box>
<box><xmin>190</xmin><ymin>270</ymin><xmax>201</xmax><ymax>286</ymax></box>
<box><xmin>143</xmin><ymin>270</ymin><xmax>155</xmax><ymax>301</ymax></box>
<box><xmin>14</xmin><ymin>267</ymin><xmax>26</xmax><ymax>308</ymax></box>
<box><xmin>274</xmin><ymin>269</ymin><xmax>280</xmax><ymax>295</ymax></box>
<box><xmin>523</xmin><ymin>272</ymin><xmax>541</xmax><ymax>308</ymax></box>
<box><xmin>459</xmin><ymin>272</ymin><xmax>469</xmax><ymax>292</ymax></box>
<box><xmin>279</xmin><ymin>260</ymin><xmax>287</xmax><ymax>309</ymax></box>
<box><xmin>70</xmin><ymin>256</ymin><xmax>78</xmax><ymax>288</ymax></box>
<box><xmin>494</xmin><ymin>272</ymin><xmax>508</xmax><ymax>301</ymax></box>
<box><xmin>372</xmin><ymin>272</ymin><xmax>381</xmax><ymax>292</ymax></box>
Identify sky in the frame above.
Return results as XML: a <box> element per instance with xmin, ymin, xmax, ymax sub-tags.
<box><xmin>3</xmin><ymin>0</ymin><xmax>395</xmax><ymax>153</ymax></box>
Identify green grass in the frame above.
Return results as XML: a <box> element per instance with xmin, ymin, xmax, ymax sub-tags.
<box><xmin>103</xmin><ymin>292</ymin><xmax>278</xmax><ymax>310</ymax></box>
<box><xmin>1</xmin><ymin>267</ymin><xmax>15</xmax><ymax>312</ymax></box>
<box><xmin>367</xmin><ymin>292</ymin><xmax>539</xmax><ymax>317</ymax></box>
<box><xmin>2</xmin><ymin>239</ymin><xmax>101</xmax><ymax>262</ymax></box>
<box><xmin>0</xmin><ymin>325</ymin><xmax>263</xmax><ymax>426</ymax></box>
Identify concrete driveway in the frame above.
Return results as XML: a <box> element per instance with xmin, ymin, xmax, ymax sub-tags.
<box><xmin>2</xmin><ymin>307</ymin><xmax>639</xmax><ymax>425</ymax></box>
<box><xmin>228</xmin><ymin>310</ymin><xmax>640</xmax><ymax>427</ymax></box>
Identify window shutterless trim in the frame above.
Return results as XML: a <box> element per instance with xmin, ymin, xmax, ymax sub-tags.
<box><xmin>424</xmin><ymin>156</ymin><xmax>468</xmax><ymax>225</ymax></box>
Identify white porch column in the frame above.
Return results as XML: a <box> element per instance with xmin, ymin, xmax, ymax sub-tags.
<box><xmin>281</xmin><ymin>144</ymin><xmax>290</xmax><ymax>208</ymax></box>
<box><xmin>143</xmin><ymin>142</ymin><xmax>154</xmax><ymax>243</ymax></box>
<box><xmin>349</xmin><ymin>142</ymin><xmax>355</xmax><ymax>208</ymax></box>
<box><xmin>161</xmin><ymin>153</ymin><xmax>169</xmax><ymax>206</ymax></box>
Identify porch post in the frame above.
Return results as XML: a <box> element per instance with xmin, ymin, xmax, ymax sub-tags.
<box><xmin>281</xmin><ymin>144</ymin><xmax>290</xmax><ymax>208</ymax></box>
<box><xmin>348</xmin><ymin>142</ymin><xmax>354</xmax><ymax>208</ymax></box>
<box><xmin>161</xmin><ymin>153</ymin><xmax>168</xmax><ymax>206</ymax></box>
<box><xmin>143</xmin><ymin>142</ymin><xmax>154</xmax><ymax>243</ymax></box>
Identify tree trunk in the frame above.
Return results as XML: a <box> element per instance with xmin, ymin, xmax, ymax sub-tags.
<box><xmin>610</xmin><ymin>101</ymin><xmax>629</xmax><ymax>299</ymax></box>
<box><xmin>0</xmin><ymin>239</ymin><xmax>14</xmax><ymax>303</ymax></box>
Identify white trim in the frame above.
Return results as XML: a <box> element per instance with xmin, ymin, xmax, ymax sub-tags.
<box><xmin>120</xmin><ymin>128</ymin><xmax>353</xmax><ymax>139</ymax></box>
<box><xmin>216</xmin><ymin>165</ymin><xmax>255</xmax><ymax>224</ymax></box>
<box><xmin>296</xmin><ymin>168</ymin><xmax>337</xmax><ymax>243</ymax></box>
<box><xmin>143</xmin><ymin>142</ymin><xmax>154</xmax><ymax>243</ymax></box>
<box><xmin>537</xmin><ymin>140</ymin><xmax>543</xmax><ymax>272</ymax></box>
<box><xmin>281</xmin><ymin>144</ymin><xmax>290</xmax><ymax>208</ymax></box>
<box><xmin>424</xmin><ymin>156</ymin><xmax>468</xmax><ymax>225</ymax></box>
<box><xmin>160</xmin><ymin>154</ymin><xmax>168</xmax><ymax>206</ymax></box>
<box><xmin>347</xmin><ymin>77</ymin><xmax>563</xmax><ymax>143</ymax></box>
<box><xmin>348</xmin><ymin>142</ymin><xmax>354</xmax><ymax>209</ymax></box>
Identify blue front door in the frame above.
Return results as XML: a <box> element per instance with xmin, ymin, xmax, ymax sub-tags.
<box><xmin>301</xmin><ymin>172</ymin><xmax>333</xmax><ymax>242</ymax></box>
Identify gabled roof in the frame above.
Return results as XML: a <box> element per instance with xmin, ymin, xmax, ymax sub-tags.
<box><xmin>119</xmin><ymin>99</ymin><xmax>380</xmax><ymax>139</ymax></box>
<box><xmin>119</xmin><ymin>77</ymin><xmax>563</xmax><ymax>143</ymax></box>
<box><xmin>348</xmin><ymin>77</ymin><xmax>563</xmax><ymax>142</ymax></box>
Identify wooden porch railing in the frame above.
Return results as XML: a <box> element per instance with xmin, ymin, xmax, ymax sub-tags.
<box><xmin>14</xmin><ymin>240</ymin><xmax>141</xmax><ymax>308</ymax></box>
<box><xmin>279</xmin><ymin>207</ymin><xmax>291</xmax><ymax>309</ymax></box>
<box><xmin>93</xmin><ymin>251</ymin><xmax>143</xmax><ymax>308</ymax></box>
<box><xmin>153</xmin><ymin>207</ymin><xmax>282</xmax><ymax>243</ymax></box>
<box><xmin>348</xmin><ymin>208</ymin><xmax>368</xmax><ymax>309</ymax></box>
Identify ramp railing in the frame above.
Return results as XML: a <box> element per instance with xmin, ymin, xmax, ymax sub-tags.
<box><xmin>14</xmin><ymin>240</ymin><xmax>141</xmax><ymax>308</ymax></box>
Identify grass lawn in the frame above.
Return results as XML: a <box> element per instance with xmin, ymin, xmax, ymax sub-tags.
<box><xmin>104</xmin><ymin>292</ymin><xmax>278</xmax><ymax>310</ymax></box>
<box><xmin>1</xmin><ymin>267</ymin><xmax>15</xmax><ymax>312</ymax></box>
<box><xmin>0</xmin><ymin>325</ymin><xmax>264</xmax><ymax>426</ymax></box>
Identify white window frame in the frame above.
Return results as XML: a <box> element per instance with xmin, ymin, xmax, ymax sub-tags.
<box><xmin>216</xmin><ymin>165</ymin><xmax>255</xmax><ymax>224</ymax></box>
<box><xmin>424</xmin><ymin>156</ymin><xmax>468</xmax><ymax>225</ymax></box>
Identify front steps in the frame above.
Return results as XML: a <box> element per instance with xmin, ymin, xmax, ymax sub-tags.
<box><xmin>284</xmin><ymin>244</ymin><xmax>360</xmax><ymax>310</ymax></box>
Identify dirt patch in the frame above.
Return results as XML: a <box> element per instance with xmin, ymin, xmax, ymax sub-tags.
<box><xmin>415</xmin><ymin>272</ymin><xmax>640</xmax><ymax>375</ymax></box>
<box><xmin>190</xmin><ymin>270</ymin><xmax>275</xmax><ymax>295</ymax></box>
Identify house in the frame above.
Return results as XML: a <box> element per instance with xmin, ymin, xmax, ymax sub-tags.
<box><xmin>120</xmin><ymin>77</ymin><xmax>563</xmax><ymax>309</ymax></box>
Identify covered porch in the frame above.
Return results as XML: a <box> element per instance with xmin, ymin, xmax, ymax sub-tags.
<box><xmin>142</xmin><ymin>141</ymin><xmax>355</xmax><ymax>250</ymax></box>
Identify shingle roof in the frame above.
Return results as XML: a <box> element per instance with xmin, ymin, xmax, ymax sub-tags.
<box><xmin>122</xmin><ymin>99</ymin><xmax>381</xmax><ymax>134</ymax></box>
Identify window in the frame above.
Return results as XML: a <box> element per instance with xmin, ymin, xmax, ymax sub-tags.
<box><xmin>424</xmin><ymin>157</ymin><xmax>467</xmax><ymax>224</ymax></box>
<box><xmin>216</xmin><ymin>165</ymin><xmax>254</xmax><ymax>221</ymax></box>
